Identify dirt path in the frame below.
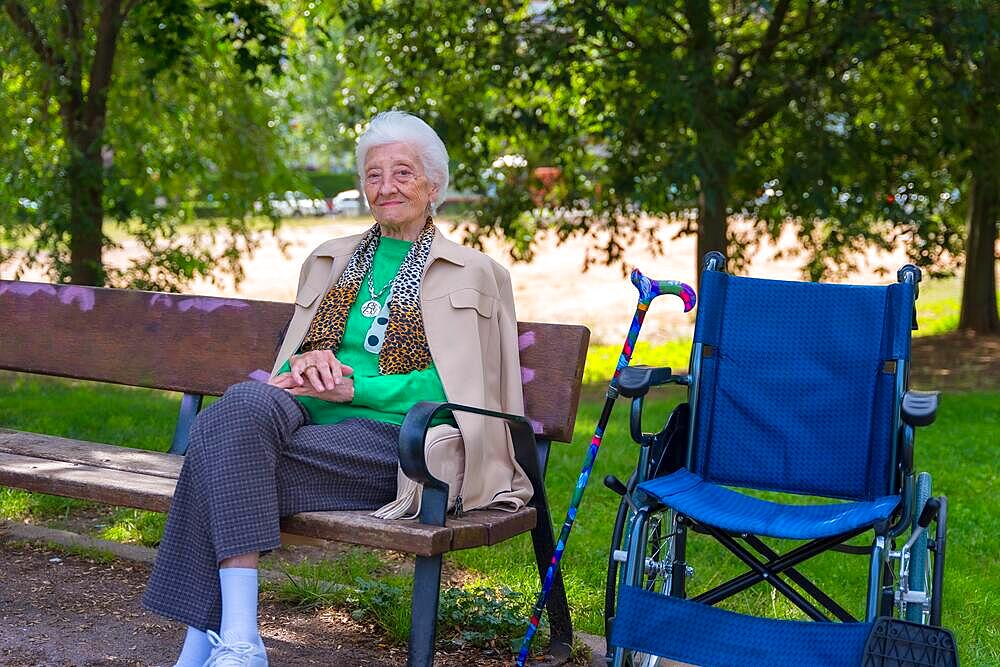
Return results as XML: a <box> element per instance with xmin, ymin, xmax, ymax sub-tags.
<box><xmin>0</xmin><ymin>535</ymin><xmax>518</xmax><ymax>667</ymax></box>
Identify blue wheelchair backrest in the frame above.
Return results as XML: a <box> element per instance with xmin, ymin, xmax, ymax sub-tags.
<box><xmin>689</xmin><ymin>270</ymin><xmax>915</xmax><ymax>501</ymax></box>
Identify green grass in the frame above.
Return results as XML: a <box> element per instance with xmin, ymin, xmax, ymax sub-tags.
<box><xmin>99</xmin><ymin>508</ymin><xmax>167</xmax><ymax>547</ymax></box>
<box><xmin>0</xmin><ymin>372</ymin><xmax>177</xmax><ymax>534</ymax></box>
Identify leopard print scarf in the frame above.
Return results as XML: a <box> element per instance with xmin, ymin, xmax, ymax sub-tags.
<box><xmin>300</xmin><ymin>220</ymin><xmax>435</xmax><ymax>375</ymax></box>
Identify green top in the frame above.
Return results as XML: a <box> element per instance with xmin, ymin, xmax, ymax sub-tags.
<box><xmin>278</xmin><ymin>236</ymin><xmax>452</xmax><ymax>426</ymax></box>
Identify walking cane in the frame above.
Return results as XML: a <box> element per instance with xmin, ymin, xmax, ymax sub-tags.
<box><xmin>516</xmin><ymin>269</ymin><xmax>696</xmax><ymax>666</ymax></box>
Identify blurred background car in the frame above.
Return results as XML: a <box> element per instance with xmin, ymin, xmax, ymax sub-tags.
<box><xmin>255</xmin><ymin>191</ymin><xmax>330</xmax><ymax>217</ymax></box>
<box><xmin>331</xmin><ymin>189</ymin><xmax>366</xmax><ymax>216</ymax></box>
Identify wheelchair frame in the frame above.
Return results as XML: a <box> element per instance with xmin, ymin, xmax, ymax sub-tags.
<box><xmin>604</xmin><ymin>253</ymin><xmax>947</xmax><ymax>667</ymax></box>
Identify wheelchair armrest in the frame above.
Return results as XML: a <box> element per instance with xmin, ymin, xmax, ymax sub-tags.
<box><xmin>619</xmin><ymin>365</ymin><xmax>675</xmax><ymax>398</ymax></box>
<box><xmin>399</xmin><ymin>401</ymin><xmax>540</xmax><ymax>525</ymax></box>
<box><xmin>901</xmin><ymin>390</ymin><xmax>940</xmax><ymax>427</ymax></box>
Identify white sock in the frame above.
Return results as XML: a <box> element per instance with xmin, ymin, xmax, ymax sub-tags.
<box><xmin>219</xmin><ymin>567</ymin><xmax>260</xmax><ymax>643</ymax></box>
<box><xmin>174</xmin><ymin>626</ymin><xmax>212</xmax><ymax>666</ymax></box>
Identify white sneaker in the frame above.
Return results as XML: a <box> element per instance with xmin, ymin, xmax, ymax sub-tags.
<box><xmin>202</xmin><ymin>630</ymin><xmax>268</xmax><ymax>667</ymax></box>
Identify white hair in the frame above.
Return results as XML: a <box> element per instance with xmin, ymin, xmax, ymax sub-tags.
<box><xmin>356</xmin><ymin>111</ymin><xmax>449</xmax><ymax>213</ymax></box>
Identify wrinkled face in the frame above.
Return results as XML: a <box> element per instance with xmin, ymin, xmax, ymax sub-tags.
<box><xmin>363</xmin><ymin>142</ymin><xmax>439</xmax><ymax>231</ymax></box>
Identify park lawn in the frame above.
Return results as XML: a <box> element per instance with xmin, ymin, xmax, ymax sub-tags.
<box><xmin>0</xmin><ymin>369</ymin><xmax>997</xmax><ymax>664</ymax></box>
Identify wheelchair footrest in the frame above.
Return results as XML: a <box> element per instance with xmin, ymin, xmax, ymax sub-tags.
<box><xmin>610</xmin><ymin>585</ymin><xmax>871</xmax><ymax>667</ymax></box>
<box><xmin>862</xmin><ymin>618</ymin><xmax>958</xmax><ymax>667</ymax></box>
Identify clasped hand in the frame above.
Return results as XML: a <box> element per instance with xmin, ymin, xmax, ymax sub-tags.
<box><xmin>268</xmin><ymin>350</ymin><xmax>355</xmax><ymax>403</ymax></box>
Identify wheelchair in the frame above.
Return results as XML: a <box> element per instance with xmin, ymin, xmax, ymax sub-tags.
<box><xmin>603</xmin><ymin>253</ymin><xmax>953</xmax><ymax>667</ymax></box>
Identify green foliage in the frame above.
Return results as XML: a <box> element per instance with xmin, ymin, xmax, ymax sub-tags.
<box><xmin>0</xmin><ymin>0</ymin><xmax>297</xmax><ymax>290</ymax></box>
<box><xmin>273</xmin><ymin>559</ymin><xmax>540</xmax><ymax>650</ymax></box>
<box><xmin>100</xmin><ymin>509</ymin><xmax>166</xmax><ymax>547</ymax></box>
<box><xmin>329</xmin><ymin>0</ymin><xmax>975</xmax><ymax>280</ymax></box>
<box><xmin>301</xmin><ymin>171</ymin><xmax>356</xmax><ymax>197</ymax></box>
<box><xmin>437</xmin><ymin>582</ymin><xmax>542</xmax><ymax>651</ymax></box>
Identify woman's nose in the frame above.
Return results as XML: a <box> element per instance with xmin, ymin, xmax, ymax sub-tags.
<box><xmin>378</xmin><ymin>177</ymin><xmax>399</xmax><ymax>195</ymax></box>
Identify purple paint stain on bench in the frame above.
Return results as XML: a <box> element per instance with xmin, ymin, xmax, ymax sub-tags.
<box><xmin>57</xmin><ymin>286</ymin><xmax>95</xmax><ymax>311</ymax></box>
<box><xmin>518</xmin><ymin>330</ymin><xmax>536</xmax><ymax>350</ymax></box>
<box><xmin>148</xmin><ymin>294</ymin><xmax>173</xmax><ymax>308</ymax></box>
<box><xmin>177</xmin><ymin>297</ymin><xmax>249</xmax><ymax>313</ymax></box>
<box><xmin>0</xmin><ymin>283</ymin><xmax>57</xmax><ymax>298</ymax></box>
<box><xmin>0</xmin><ymin>283</ymin><xmax>93</xmax><ymax>311</ymax></box>
<box><xmin>521</xmin><ymin>367</ymin><xmax>535</xmax><ymax>384</ymax></box>
<box><xmin>248</xmin><ymin>369</ymin><xmax>270</xmax><ymax>382</ymax></box>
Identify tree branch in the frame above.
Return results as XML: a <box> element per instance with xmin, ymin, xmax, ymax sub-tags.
<box><xmin>739</xmin><ymin>35</ymin><xmax>901</xmax><ymax>135</ymax></box>
<box><xmin>83</xmin><ymin>0</ymin><xmax>124</xmax><ymax>136</ymax></box>
<box><xmin>584</xmin><ymin>2</ymin><xmax>647</xmax><ymax>52</ymax></box>
<box><xmin>727</xmin><ymin>0</ymin><xmax>809</xmax><ymax>91</ymax></box>
<box><xmin>121</xmin><ymin>0</ymin><xmax>142</xmax><ymax>21</ymax></box>
<box><xmin>754</xmin><ymin>0</ymin><xmax>793</xmax><ymax>70</ymax></box>
<box><xmin>61</xmin><ymin>0</ymin><xmax>84</xmax><ymax>91</ymax></box>
<box><xmin>3</xmin><ymin>0</ymin><xmax>63</xmax><ymax>72</ymax></box>
<box><xmin>663</xmin><ymin>10</ymin><xmax>689</xmax><ymax>36</ymax></box>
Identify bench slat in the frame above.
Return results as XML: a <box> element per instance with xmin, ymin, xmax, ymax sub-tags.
<box><xmin>0</xmin><ymin>429</ymin><xmax>183</xmax><ymax>479</ymax></box>
<box><xmin>0</xmin><ymin>281</ymin><xmax>589</xmax><ymax>443</ymax></box>
<box><xmin>0</xmin><ymin>435</ymin><xmax>538</xmax><ymax>557</ymax></box>
<box><xmin>0</xmin><ymin>451</ymin><xmax>177</xmax><ymax>513</ymax></box>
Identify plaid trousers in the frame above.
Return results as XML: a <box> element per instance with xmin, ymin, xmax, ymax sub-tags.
<box><xmin>142</xmin><ymin>380</ymin><xmax>400</xmax><ymax>631</ymax></box>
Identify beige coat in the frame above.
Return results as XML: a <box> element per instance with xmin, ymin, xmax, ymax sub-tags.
<box><xmin>270</xmin><ymin>227</ymin><xmax>533</xmax><ymax>517</ymax></box>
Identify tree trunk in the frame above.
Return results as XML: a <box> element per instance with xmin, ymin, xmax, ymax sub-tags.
<box><xmin>958</xmin><ymin>167</ymin><xmax>1000</xmax><ymax>334</ymax></box>
<box><xmin>697</xmin><ymin>169</ymin><xmax>730</xmax><ymax>273</ymax></box>
<box><xmin>62</xmin><ymin>0</ymin><xmax>122</xmax><ymax>286</ymax></box>
<box><xmin>66</xmin><ymin>136</ymin><xmax>105</xmax><ymax>286</ymax></box>
<box><xmin>684</xmin><ymin>0</ymin><xmax>733</xmax><ymax>279</ymax></box>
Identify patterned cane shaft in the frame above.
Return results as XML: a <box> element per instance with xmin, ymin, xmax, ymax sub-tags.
<box><xmin>516</xmin><ymin>269</ymin><xmax>696</xmax><ymax>666</ymax></box>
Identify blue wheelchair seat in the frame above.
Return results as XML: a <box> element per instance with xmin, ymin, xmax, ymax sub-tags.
<box><xmin>638</xmin><ymin>469</ymin><xmax>901</xmax><ymax>540</ymax></box>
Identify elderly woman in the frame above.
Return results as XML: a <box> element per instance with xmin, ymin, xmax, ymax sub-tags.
<box><xmin>142</xmin><ymin>111</ymin><xmax>532</xmax><ymax>666</ymax></box>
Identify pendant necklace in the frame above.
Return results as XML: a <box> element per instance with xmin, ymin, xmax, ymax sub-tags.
<box><xmin>361</xmin><ymin>270</ymin><xmax>395</xmax><ymax>318</ymax></box>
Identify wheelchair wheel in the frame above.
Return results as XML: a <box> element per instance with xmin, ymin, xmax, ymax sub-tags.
<box><xmin>906</xmin><ymin>472</ymin><xmax>932</xmax><ymax>623</ymax></box>
<box><xmin>613</xmin><ymin>507</ymin><xmax>677</xmax><ymax>667</ymax></box>
<box><xmin>605</xmin><ymin>493</ymin><xmax>631</xmax><ymax>643</ymax></box>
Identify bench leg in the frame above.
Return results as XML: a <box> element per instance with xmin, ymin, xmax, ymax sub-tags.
<box><xmin>408</xmin><ymin>554</ymin><xmax>443</xmax><ymax>667</ymax></box>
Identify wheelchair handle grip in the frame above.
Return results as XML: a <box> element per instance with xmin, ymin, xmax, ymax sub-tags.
<box><xmin>619</xmin><ymin>365</ymin><xmax>674</xmax><ymax>398</ymax></box>
<box><xmin>703</xmin><ymin>251</ymin><xmax>726</xmax><ymax>272</ymax></box>
<box><xmin>917</xmin><ymin>497</ymin><xmax>940</xmax><ymax>529</ymax></box>
<box><xmin>604</xmin><ymin>475</ymin><xmax>628</xmax><ymax>497</ymax></box>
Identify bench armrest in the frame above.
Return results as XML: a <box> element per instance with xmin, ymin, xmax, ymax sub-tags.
<box><xmin>902</xmin><ymin>390</ymin><xmax>940</xmax><ymax>427</ymax></box>
<box><xmin>399</xmin><ymin>401</ymin><xmax>541</xmax><ymax>526</ymax></box>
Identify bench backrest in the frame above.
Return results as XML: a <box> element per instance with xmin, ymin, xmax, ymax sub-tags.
<box><xmin>0</xmin><ymin>281</ymin><xmax>589</xmax><ymax>443</ymax></box>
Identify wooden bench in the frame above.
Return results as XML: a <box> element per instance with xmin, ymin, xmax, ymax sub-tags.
<box><xmin>0</xmin><ymin>280</ymin><xmax>590</xmax><ymax>666</ymax></box>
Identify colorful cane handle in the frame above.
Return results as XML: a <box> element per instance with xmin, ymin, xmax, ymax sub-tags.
<box><xmin>630</xmin><ymin>268</ymin><xmax>697</xmax><ymax>311</ymax></box>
